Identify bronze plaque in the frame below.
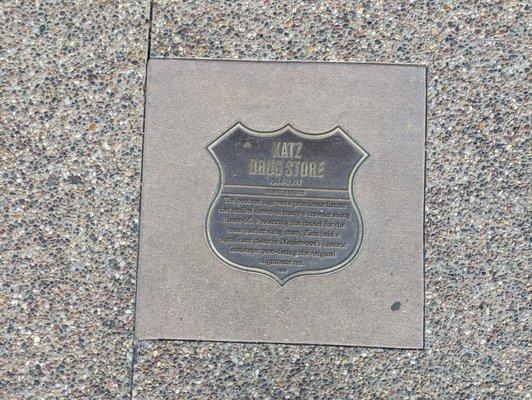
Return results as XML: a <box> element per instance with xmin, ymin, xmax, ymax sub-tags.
<box><xmin>206</xmin><ymin>123</ymin><xmax>369</xmax><ymax>284</ymax></box>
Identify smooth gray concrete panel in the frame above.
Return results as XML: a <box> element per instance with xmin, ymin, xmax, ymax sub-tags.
<box><xmin>135</xmin><ymin>59</ymin><xmax>426</xmax><ymax>348</ymax></box>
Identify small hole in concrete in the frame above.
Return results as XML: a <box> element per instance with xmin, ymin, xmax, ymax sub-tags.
<box><xmin>391</xmin><ymin>301</ymin><xmax>401</xmax><ymax>311</ymax></box>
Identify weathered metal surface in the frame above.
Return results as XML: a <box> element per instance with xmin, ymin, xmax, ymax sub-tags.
<box><xmin>206</xmin><ymin>123</ymin><xmax>368</xmax><ymax>284</ymax></box>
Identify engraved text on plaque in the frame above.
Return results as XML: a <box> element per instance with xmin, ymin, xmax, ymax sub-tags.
<box><xmin>206</xmin><ymin>123</ymin><xmax>369</xmax><ymax>285</ymax></box>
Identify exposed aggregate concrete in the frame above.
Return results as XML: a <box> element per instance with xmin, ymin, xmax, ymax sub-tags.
<box><xmin>1</xmin><ymin>1</ymin><xmax>149</xmax><ymax>398</ymax></box>
<box><xmin>1</xmin><ymin>0</ymin><xmax>529</xmax><ymax>399</ymax></box>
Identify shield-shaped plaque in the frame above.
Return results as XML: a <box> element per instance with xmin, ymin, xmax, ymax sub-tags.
<box><xmin>206</xmin><ymin>123</ymin><xmax>369</xmax><ymax>285</ymax></box>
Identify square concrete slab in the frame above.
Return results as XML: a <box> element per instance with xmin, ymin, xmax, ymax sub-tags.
<box><xmin>136</xmin><ymin>59</ymin><xmax>425</xmax><ymax>348</ymax></box>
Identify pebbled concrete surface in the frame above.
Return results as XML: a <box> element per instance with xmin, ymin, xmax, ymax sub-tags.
<box><xmin>1</xmin><ymin>0</ymin><xmax>529</xmax><ymax>398</ymax></box>
<box><xmin>133</xmin><ymin>1</ymin><xmax>530</xmax><ymax>399</ymax></box>
<box><xmin>1</xmin><ymin>1</ymin><xmax>149</xmax><ymax>398</ymax></box>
